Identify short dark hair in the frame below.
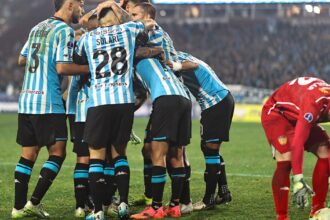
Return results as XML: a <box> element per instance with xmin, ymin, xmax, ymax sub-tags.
<box><xmin>98</xmin><ymin>7</ymin><xmax>114</xmax><ymax>20</ymax></box>
<box><xmin>53</xmin><ymin>0</ymin><xmax>66</xmax><ymax>12</ymax></box>
<box><xmin>135</xmin><ymin>3</ymin><xmax>156</xmax><ymax>19</ymax></box>
<box><xmin>129</xmin><ymin>0</ymin><xmax>150</xmax><ymax>5</ymax></box>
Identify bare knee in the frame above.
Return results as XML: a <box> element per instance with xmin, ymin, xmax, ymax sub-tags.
<box><xmin>48</xmin><ymin>141</ymin><xmax>67</xmax><ymax>158</ymax></box>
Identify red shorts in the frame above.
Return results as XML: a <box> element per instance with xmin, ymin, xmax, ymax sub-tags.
<box><xmin>261</xmin><ymin>109</ymin><xmax>329</xmax><ymax>154</ymax></box>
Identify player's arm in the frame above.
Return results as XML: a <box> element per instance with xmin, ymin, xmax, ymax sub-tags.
<box><xmin>18</xmin><ymin>40</ymin><xmax>29</xmax><ymax>66</ymax></box>
<box><xmin>165</xmin><ymin>60</ymin><xmax>198</xmax><ymax>72</ymax></box>
<box><xmin>18</xmin><ymin>56</ymin><xmax>26</xmax><ymax>67</ymax></box>
<box><xmin>56</xmin><ymin>63</ymin><xmax>89</xmax><ymax>75</ymax></box>
<box><xmin>135</xmin><ymin>47</ymin><xmax>165</xmax><ymax>60</ymax></box>
<box><xmin>79</xmin><ymin>9</ymin><xmax>97</xmax><ymax>29</ymax></box>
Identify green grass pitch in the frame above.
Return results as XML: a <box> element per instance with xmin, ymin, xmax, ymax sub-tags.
<box><xmin>0</xmin><ymin>113</ymin><xmax>327</xmax><ymax>219</ymax></box>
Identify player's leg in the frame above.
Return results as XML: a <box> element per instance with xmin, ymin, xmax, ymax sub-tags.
<box><xmin>193</xmin><ymin>142</ymin><xmax>221</xmax><ymax>211</ymax></box>
<box><xmin>24</xmin><ymin>114</ymin><xmax>67</xmax><ymax>218</ymax></box>
<box><xmin>261</xmin><ymin>110</ymin><xmax>293</xmax><ymax>220</ymax></box>
<box><xmin>166</xmin><ymin>146</ymin><xmax>185</xmax><ymax>218</ymax></box>
<box><xmin>180</xmin><ymin>147</ymin><xmax>193</xmax><ymax>214</ymax></box>
<box><xmin>13</xmin><ymin>114</ymin><xmax>40</xmax><ymax>218</ymax></box>
<box><xmin>110</xmin><ymin>103</ymin><xmax>134</xmax><ymax>219</ymax></box>
<box><xmin>103</xmin><ymin>154</ymin><xmax>118</xmax><ymax>217</ymax></box>
<box><xmin>306</xmin><ymin>126</ymin><xmax>330</xmax><ymax>218</ymax></box>
<box><xmin>72</xmin><ymin>122</ymin><xmax>90</xmax><ymax>217</ymax></box>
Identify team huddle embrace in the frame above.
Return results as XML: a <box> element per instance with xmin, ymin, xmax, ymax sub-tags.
<box><xmin>13</xmin><ymin>0</ymin><xmax>330</xmax><ymax>219</ymax></box>
<box><xmin>12</xmin><ymin>0</ymin><xmax>234</xmax><ymax>219</ymax></box>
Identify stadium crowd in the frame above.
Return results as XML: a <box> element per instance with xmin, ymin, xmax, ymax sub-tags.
<box><xmin>2</xmin><ymin>19</ymin><xmax>330</xmax><ymax>93</ymax></box>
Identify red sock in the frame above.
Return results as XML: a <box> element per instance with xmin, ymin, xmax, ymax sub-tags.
<box><xmin>272</xmin><ymin>161</ymin><xmax>291</xmax><ymax>219</ymax></box>
<box><xmin>311</xmin><ymin>158</ymin><xmax>329</xmax><ymax>215</ymax></box>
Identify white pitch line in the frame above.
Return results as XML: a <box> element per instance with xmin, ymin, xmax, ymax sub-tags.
<box><xmin>0</xmin><ymin>162</ymin><xmax>274</xmax><ymax>178</ymax></box>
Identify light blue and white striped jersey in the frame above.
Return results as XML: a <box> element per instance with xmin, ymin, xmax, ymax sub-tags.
<box><xmin>76</xmin><ymin>21</ymin><xmax>145</xmax><ymax>108</ymax></box>
<box><xmin>19</xmin><ymin>17</ymin><xmax>75</xmax><ymax>114</ymax></box>
<box><xmin>147</xmin><ymin>24</ymin><xmax>178</xmax><ymax>62</ymax></box>
<box><xmin>135</xmin><ymin>58</ymin><xmax>189</xmax><ymax>102</ymax></box>
<box><xmin>177</xmin><ymin>51</ymin><xmax>229</xmax><ymax>111</ymax></box>
<box><xmin>66</xmin><ymin>76</ymin><xmax>89</xmax><ymax>122</ymax></box>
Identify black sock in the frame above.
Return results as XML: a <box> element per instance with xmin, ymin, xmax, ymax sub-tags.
<box><xmin>31</xmin><ymin>155</ymin><xmax>64</xmax><ymax>205</ymax></box>
<box><xmin>74</xmin><ymin>163</ymin><xmax>89</xmax><ymax>209</ymax></box>
<box><xmin>169</xmin><ymin>167</ymin><xmax>185</xmax><ymax>207</ymax></box>
<box><xmin>104</xmin><ymin>161</ymin><xmax>116</xmax><ymax>206</ymax></box>
<box><xmin>143</xmin><ymin>158</ymin><xmax>152</xmax><ymax>198</ymax></box>
<box><xmin>202</xmin><ymin>148</ymin><xmax>220</xmax><ymax>204</ymax></box>
<box><xmin>218</xmin><ymin>155</ymin><xmax>229</xmax><ymax>194</ymax></box>
<box><xmin>14</xmin><ymin>157</ymin><xmax>35</xmax><ymax>209</ymax></box>
<box><xmin>180</xmin><ymin>165</ymin><xmax>191</xmax><ymax>205</ymax></box>
<box><xmin>114</xmin><ymin>156</ymin><xmax>130</xmax><ymax>204</ymax></box>
<box><xmin>151</xmin><ymin>166</ymin><xmax>167</xmax><ymax>210</ymax></box>
<box><xmin>89</xmin><ymin>159</ymin><xmax>106</xmax><ymax>213</ymax></box>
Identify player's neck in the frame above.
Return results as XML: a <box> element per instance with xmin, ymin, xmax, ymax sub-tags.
<box><xmin>54</xmin><ymin>11</ymin><xmax>72</xmax><ymax>25</ymax></box>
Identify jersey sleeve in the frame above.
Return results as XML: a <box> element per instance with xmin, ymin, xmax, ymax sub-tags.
<box><xmin>20</xmin><ymin>40</ymin><xmax>29</xmax><ymax>57</ymax></box>
<box><xmin>291</xmin><ymin>95</ymin><xmax>324</xmax><ymax>175</ymax></box>
<box><xmin>126</xmin><ymin>21</ymin><xmax>145</xmax><ymax>38</ymax></box>
<box><xmin>56</xmin><ymin>27</ymin><xmax>75</xmax><ymax>64</ymax></box>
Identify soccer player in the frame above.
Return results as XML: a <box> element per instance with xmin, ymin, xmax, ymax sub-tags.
<box><xmin>176</xmin><ymin>51</ymin><xmax>234</xmax><ymax>210</ymax></box>
<box><xmin>75</xmin><ymin>4</ymin><xmax>155</xmax><ymax>219</ymax></box>
<box><xmin>12</xmin><ymin>0</ymin><xmax>87</xmax><ymax>219</ymax></box>
<box><xmin>129</xmin><ymin>2</ymin><xmax>200</xmax><ymax>215</ymax></box>
<box><xmin>128</xmin><ymin>13</ymin><xmax>192</xmax><ymax>220</ymax></box>
<box><xmin>261</xmin><ymin>77</ymin><xmax>330</xmax><ymax>220</ymax></box>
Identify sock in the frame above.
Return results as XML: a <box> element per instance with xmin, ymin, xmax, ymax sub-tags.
<box><xmin>31</xmin><ymin>156</ymin><xmax>64</xmax><ymax>205</ymax></box>
<box><xmin>202</xmin><ymin>147</ymin><xmax>220</xmax><ymax>204</ymax></box>
<box><xmin>143</xmin><ymin>158</ymin><xmax>153</xmax><ymax>198</ymax></box>
<box><xmin>218</xmin><ymin>155</ymin><xmax>229</xmax><ymax>194</ymax></box>
<box><xmin>169</xmin><ymin>167</ymin><xmax>185</xmax><ymax>207</ymax></box>
<box><xmin>272</xmin><ymin>161</ymin><xmax>291</xmax><ymax>218</ymax></box>
<box><xmin>114</xmin><ymin>156</ymin><xmax>130</xmax><ymax>204</ymax></box>
<box><xmin>73</xmin><ymin>163</ymin><xmax>89</xmax><ymax>209</ymax></box>
<box><xmin>180</xmin><ymin>165</ymin><xmax>191</xmax><ymax>205</ymax></box>
<box><xmin>104</xmin><ymin>161</ymin><xmax>116</xmax><ymax>206</ymax></box>
<box><xmin>311</xmin><ymin>158</ymin><xmax>329</xmax><ymax>214</ymax></box>
<box><xmin>151</xmin><ymin>166</ymin><xmax>167</xmax><ymax>210</ymax></box>
<box><xmin>14</xmin><ymin>157</ymin><xmax>35</xmax><ymax>209</ymax></box>
<box><xmin>89</xmin><ymin>159</ymin><xmax>106</xmax><ymax>213</ymax></box>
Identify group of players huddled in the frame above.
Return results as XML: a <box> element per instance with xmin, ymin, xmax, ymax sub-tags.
<box><xmin>14</xmin><ymin>0</ymin><xmax>330</xmax><ymax>219</ymax></box>
<box><xmin>12</xmin><ymin>0</ymin><xmax>234</xmax><ymax>219</ymax></box>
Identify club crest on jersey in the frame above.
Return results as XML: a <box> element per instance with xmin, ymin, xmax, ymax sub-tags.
<box><xmin>319</xmin><ymin>88</ymin><xmax>329</xmax><ymax>94</ymax></box>
<box><xmin>278</xmin><ymin>136</ymin><xmax>287</xmax><ymax>146</ymax></box>
<box><xmin>67</xmin><ymin>41</ymin><xmax>74</xmax><ymax>49</ymax></box>
<box><xmin>304</xmin><ymin>113</ymin><xmax>313</xmax><ymax>123</ymax></box>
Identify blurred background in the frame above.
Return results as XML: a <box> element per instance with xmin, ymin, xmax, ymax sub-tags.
<box><xmin>1</xmin><ymin>0</ymin><xmax>330</xmax><ymax>120</ymax></box>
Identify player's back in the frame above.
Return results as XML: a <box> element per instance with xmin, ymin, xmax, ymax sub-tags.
<box><xmin>79</xmin><ymin>21</ymin><xmax>144</xmax><ymax>107</ymax></box>
<box><xmin>19</xmin><ymin>17</ymin><xmax>74</xmax><ymax>114</ymax></box>
<box><xmin>177</xmin><ymin>51</ymin><xmax>229</xmax><ymax>110</ymax></box>
<box><xmin>263</xmin><ymin>77</ymin><xmax>330</xmax><ymax>120</ymax></box>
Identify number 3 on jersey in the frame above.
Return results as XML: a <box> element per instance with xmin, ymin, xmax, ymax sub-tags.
<box><xmin>29</xmin><ymin>43</ymin><xmax>41</xmax><ymax>73</ymax></box>
<box><xmin>93</xmin><ymin>46</ymin><xmax>128</xmax><ymax>79</ymax></box>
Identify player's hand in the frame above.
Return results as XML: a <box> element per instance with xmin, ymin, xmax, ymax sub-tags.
<box><xmin>165</xmin><ymin>60</ymin><xmax>173</xmax><ymax>69</ymax></box>
<box><xmin>96</xmin><ymin>0</ymin><xmax>115</xmax><ymax>19</ymax></box>
<box><xmin>143</xmin><ymin>19</ymin><xmax>156</xmax><ymax>31</ymax></box>
<box><xmin>130</xmin><ymin>130</ymin><xmax>142</xmax><ymax>145</ymax></box>
<box><xmin>292</xmin><ymin>174</ymin><xmax>314</xmax><ymax>209</ymax></box>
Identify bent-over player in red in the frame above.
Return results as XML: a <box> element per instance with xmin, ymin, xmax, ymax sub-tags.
<box><xmin>261</xmin><ymin>77</ymin><xmax>330</xmax><ymax>220</ymax></box>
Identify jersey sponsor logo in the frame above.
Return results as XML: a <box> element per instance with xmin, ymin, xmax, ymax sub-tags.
<box><xmin>277</xmin><ymin>135</ymin><xmax>287</xmax><ymax>146</ymax></box>
<box><xmin>304</xmin><ymin>112</ymin><xmax>313</xmax><ymax>123</ymax></box>
<box><xmin>21</xmin><ymin>90</ymin><xmax>44</xmax><ymax>95</ymax></box>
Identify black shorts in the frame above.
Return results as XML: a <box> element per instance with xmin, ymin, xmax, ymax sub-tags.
<box><xmin>147</xmin><ymin>95</ymin><xmax>192</xmax><ymax>147</ymax></box>
<box><xmin>73</xmin><ymin>122</ymin><xmax>89</xmax><ymax>157</ymax></box>
<box><xmin>83</xmin><ymin>104</ymin><xmax>134</xmax><ymax>149</ymax></box>
<box><xmin>201</xmin><ymin>93</ymin><xmax>235</xmax><ymax>143</ymax></box>
<box><xmin>17</xmin><ymin>114</ymin><xmax>67</xmax><ymax>147</ymax></box>
<box><xmin>68</xmin><ymin>114</ymin><xmax>75</xmax><ymax>142</ymax></box>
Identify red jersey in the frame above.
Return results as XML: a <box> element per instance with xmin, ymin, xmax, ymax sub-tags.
<box><xmin>263</xmin><ymin>77</ymin><xmax>330</xmax><ymax>175</ymax></box>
